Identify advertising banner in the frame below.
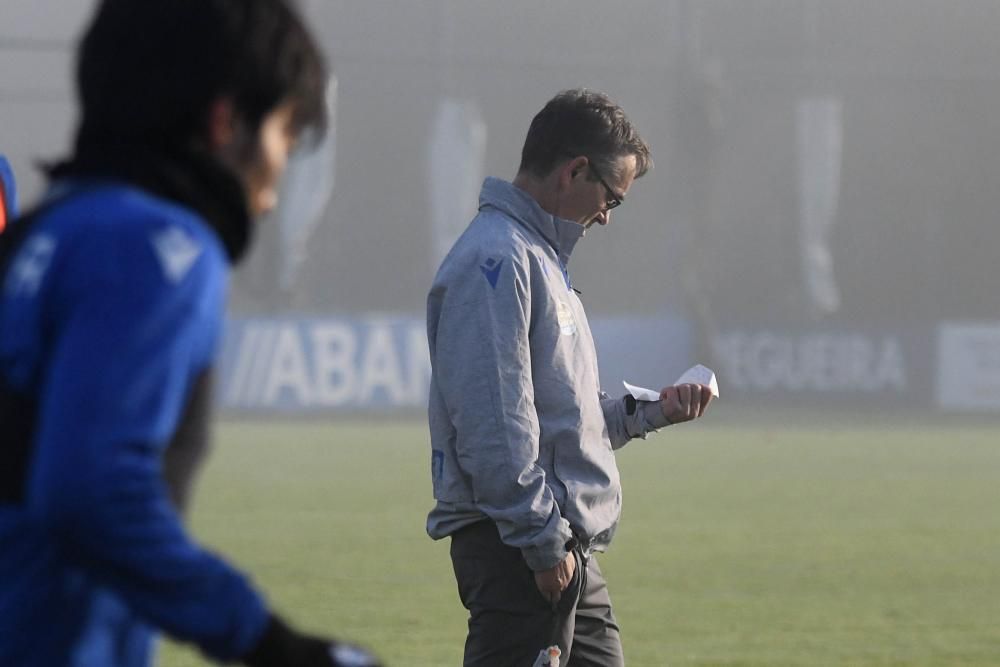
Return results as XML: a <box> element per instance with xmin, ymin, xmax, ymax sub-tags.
<box><xmin>220</xmin><ymin>316</ymin><xmax>431</xmax><ymax>412</ymax></box>
<box><xmin>711</xmin><ymin>325</ymin><xmax>932</xmax><ymax>407</ymax></box>
<box><xmin>219</xmin><ymin>314</ymin><xmax>693</xmax><ymax>414</ymax></box>
<box><xmin>220</xmin><ymin>317</ymin><xmax>1000</xmax><ymax>414</ymax></box>
<box><xmin>937</xmin><ymin>322</ymin><xmax>1000</xmax><ymax>411</ymax></box>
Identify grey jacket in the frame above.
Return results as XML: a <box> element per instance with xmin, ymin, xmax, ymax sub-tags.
<box><xmin>426</xmin><ymin>177</ymin><xmax>668</xmax><ymax>572</ymax></box>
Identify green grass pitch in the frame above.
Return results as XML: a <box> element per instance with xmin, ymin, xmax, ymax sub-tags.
<box><xmin>158</xmin><ymin>412</ymin><xmax>1000</xmax><ymax>665</ymax></box>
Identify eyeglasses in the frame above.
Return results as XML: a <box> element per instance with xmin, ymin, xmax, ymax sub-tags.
<box><xmin>587</xmin><ymin>161</ymin><xmax>623</xmax><ymax>210</ymax></box>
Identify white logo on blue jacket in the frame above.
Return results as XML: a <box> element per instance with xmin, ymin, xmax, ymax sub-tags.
<box><xmin>152</xmin><ymin>227</ymin><xmax>202</xmax><ymax>284</ymax></box>
<box><xmin>5</xmin><ymin>234</ymin><xmax>56</xmax><ymax>297</ymax></box>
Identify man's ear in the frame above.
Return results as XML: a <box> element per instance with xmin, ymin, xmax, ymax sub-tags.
<box><xmin>205</xmin><ymin>97</ymin><xmax>237</xmax><ymax>151</ymax></box>
<box><xmin>559</xmin><ymin>155</ymin><xmax>589</xmax><ymax>188</ymax></box>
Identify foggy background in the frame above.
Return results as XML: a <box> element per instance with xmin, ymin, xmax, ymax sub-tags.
<box><xmin>3</xmin><ymin>0</ymin><xmax>999</xmax><ymax>413</ymax></box>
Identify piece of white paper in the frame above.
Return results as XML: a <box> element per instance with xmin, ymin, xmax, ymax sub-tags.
<box><xmin>674</xmin><ymin>364</ymin><xmax>720</xmax><ymax>397</ymax></box>
<box><xmin>624</xmin><ymin>364</ymin><xmax>720</xmax><ymax>401</ymax></box>
<box><xmin>622</xmin><ymin>380</ymin><xmax>661</xmax><ymax>402</ymax></box>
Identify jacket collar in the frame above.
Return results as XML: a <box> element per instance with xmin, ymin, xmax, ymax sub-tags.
<box><xmin>48</xmin><ymin>142</ymin><xmax>252</xmax><ymax>264</ymax></box>
<box><xmin>478</xmin><ymin>177</ymin><xmax>585</xmax><ymax>266</ymax></box>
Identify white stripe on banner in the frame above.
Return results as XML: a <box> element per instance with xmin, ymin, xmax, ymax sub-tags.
<box><xmin>255</xmin><ymin>324</ymin><xmax>277</xmax><ymax>407</ymax></box>
<box><xmin>226</xmin><ymin>324</ymin><xmax>261</xmax><ymax>407</ymax></box>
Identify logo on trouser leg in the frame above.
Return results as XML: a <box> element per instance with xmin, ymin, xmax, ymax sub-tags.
<box><xmin>531</xmin><ymin>645</ymin><xmax>561</xmax><ymax>667</ymax></box>
<box><xmin>431</xmin><ymin>450</ymin><xmax>444</xmax><ymax>482</ymax></box>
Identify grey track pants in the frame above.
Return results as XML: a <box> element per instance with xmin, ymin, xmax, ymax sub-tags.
<box><xmin>449</xmin><ymin>520</ymin><xmax>625</xmax><ymax>667</ymax></box>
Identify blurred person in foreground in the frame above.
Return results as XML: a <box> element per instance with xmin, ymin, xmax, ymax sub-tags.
<box><xmin>426</xmin><ymin>89</ymin><xmax>714</xmax><ymax>666</ymax></box>
<box><xmin>0</xmin><ymin>1</ymin><xmax>380</xmax><ymax>666</ymax></box>
<box><xmin>0</xmin><ymin>154</ymin><xmax>16</xmax><ymax>234</ymax></box>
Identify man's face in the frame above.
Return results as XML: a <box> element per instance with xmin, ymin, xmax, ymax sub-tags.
<box><xmin>558</xmin><ymin>153</ymin><xmax>637</xmax><ymax>228</ymax></box>
<box><xmin>218</xmin><ymin>100</ymin><xmax>299</xmax><ymax>217</ymax></box>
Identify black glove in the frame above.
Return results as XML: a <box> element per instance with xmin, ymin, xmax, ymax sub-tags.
<box><xmin>242</xmin><ymin>614</ymin><xmax>383</xmax><ymax>667</ymax></box>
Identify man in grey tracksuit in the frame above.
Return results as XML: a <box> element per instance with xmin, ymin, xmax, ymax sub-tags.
<box><xmin>426</xmin><ymin>89</ymin><xmax>714</xmax><ymax>666</ymax></box>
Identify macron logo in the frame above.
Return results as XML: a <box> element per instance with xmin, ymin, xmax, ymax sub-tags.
<box><xmin>480</xmin><ymin>257</ymin><xmax>503</xmax><ymax>289</ymax></box>
<box><xmin>152</xmin><ymin>227</ymin><xmax>202</xmax><ymax>284</ymax></box>
<box><xmin>5</xmin><ymin>234</ymin><xmax>56</xmax><ymax>297</ymax></box>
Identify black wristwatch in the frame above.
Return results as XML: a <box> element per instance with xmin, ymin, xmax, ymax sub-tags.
<box><xmin>565</xmin><ymin>536</ymin><xmax>579</xmax><ymax>553</ymax></box>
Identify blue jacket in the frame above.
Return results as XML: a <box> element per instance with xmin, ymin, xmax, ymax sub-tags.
<box><xmin>0</xmin><ymin>153</ymin><xmax>268</xmax><ymax>666</ymax></box>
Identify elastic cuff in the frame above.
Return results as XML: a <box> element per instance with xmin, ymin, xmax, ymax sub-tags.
<box><xmin>639</xmin><ymin>400</ymin><xmax>672</xmax><ymax>430</ymax></box>
<box><xmin>520</xmin><ymin>525</ymin><xmax>575</xmax><ymax>571</ymax></box>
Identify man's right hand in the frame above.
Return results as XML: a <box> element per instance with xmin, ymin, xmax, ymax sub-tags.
<box><xmin>659</xmin><ymin>382</ymin><xmax>714</xmax><ymax>424</ymax></box>
<box><xmin>243</xmin><ymin>614</ymin><xmax>383</xmax><ymax>667</ymax></box>
<box><xmin>534</xmin><ymin>551</ymin><xmax>576</xmax><ymax>606</ymax></box>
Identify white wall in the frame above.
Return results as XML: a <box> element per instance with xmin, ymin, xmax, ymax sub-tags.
<box><xmin>0</xmin><ymin>1</ymin><xmax>97</xmax><ymax>204</ymax></box>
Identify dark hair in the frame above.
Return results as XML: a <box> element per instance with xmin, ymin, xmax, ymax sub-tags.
<box><xmin>74</xmin><ymin>0</ymin><xmax>327</xmax><ymax>150</ymax></box>
<box><xmin>518</xmin><ymin>88</ymin><xmax>652</xmax><ymax>180</ymax></box>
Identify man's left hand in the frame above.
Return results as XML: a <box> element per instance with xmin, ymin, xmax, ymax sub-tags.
<box><xmin>534</xmin><ymin>551</ymin><xmax>577</xmax><ymax>607</ymax></box>
<box><xmin>659</xmin><ymin>383</ymin><xmax>713</xmax><ymax>424</ymax></box>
